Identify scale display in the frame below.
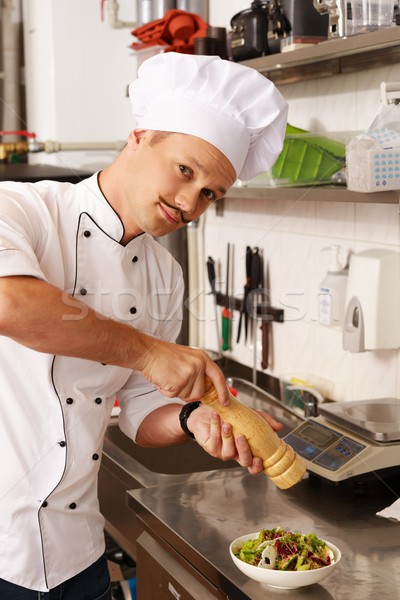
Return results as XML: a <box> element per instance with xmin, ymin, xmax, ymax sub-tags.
<box><xmin>285</xmin><ymin>420</ymin><xmax>366</xmax><ymax>472</ymax></box>
<box><xmin>284</xmin><ymin>400</ymin><xmax>400</xmax><ymax>482</ymax></box>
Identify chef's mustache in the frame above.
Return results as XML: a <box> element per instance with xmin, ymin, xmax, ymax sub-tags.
<box><xmin>160</xmin><ymin>197</ymin><xmax>193</xmax><ymax>224</ymax></box>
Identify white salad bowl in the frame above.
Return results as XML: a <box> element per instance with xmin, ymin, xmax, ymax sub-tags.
<box><xmin>229</xmin><ymin>531</ymin><xmax>341</xmax><ymax>590</ymax></box>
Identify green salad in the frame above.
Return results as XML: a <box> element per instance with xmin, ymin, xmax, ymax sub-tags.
<box><xmin>235</xmin><ymin>527</ymin><xmax>334</xmax><ymax>571</ymax></box>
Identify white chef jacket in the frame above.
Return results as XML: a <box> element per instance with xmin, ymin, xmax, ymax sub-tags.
<box><xmin>0</xmin><ymin>173</ymin><xmax>185</xmax><ymax>591</ymax></box>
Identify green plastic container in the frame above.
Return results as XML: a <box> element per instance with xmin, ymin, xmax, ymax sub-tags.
<box><xmin>270</xmin><ymin>124</ymin><xmax>346</xmax><ymax>186</ymax></box>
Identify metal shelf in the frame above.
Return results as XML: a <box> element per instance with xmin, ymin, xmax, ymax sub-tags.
<box><xmin>241</xmin><ymin>27</ymin><xmax>400</xmax><ymax>85</ymax></box>
<box><xmin>227</xmin><ymin>185</ymin><xmax>399</xmax><ymax>204</ymax></box>
<box><xmin>234</xmin><ymin>28</ymin><xmax>400</xmax><ymax>203</ymax></box>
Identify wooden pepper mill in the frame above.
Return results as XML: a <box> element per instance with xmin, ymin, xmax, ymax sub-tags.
<box><xmin>201</xmin><ymin>377</ymin><xmax>306</xmax><ymax>490</ymax></box>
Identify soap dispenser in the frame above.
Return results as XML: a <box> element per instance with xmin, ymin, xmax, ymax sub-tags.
<box><xmin>318</xmin><ymin>245</ymin><xmax>348</xmax><ymax>327</ymax></box>
<box><xmin>343</xmin><ymin>249</ymin><xmax>400</xmax><ymax>352</ymax></box>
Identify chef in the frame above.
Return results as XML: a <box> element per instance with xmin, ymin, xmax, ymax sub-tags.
<box><xmin>0</xmin><ymin>52</ymin><xmax>287</xmax><ymax>598</ymax></box>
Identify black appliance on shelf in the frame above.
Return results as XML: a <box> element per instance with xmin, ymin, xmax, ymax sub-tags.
<box><xmin>284</xmin><ymin>0</ymin><xmax>329</xmax><ymax>40</ymax></box>
<box><xmin>230</xmin><ymin>0</ymin><xmax>290</xmax><ymax>62</ymax></box>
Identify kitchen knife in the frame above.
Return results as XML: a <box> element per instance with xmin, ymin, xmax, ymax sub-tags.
<box><xmin>250</xmin><ymin>248</ymin><xmax>262</xmax><ymax>383</ymax></box>
<box><xmin>261</xmin><ymin>317</ymin><xmax>269</xmax><ymax>370</ymax></box>
<box><xmin>251</xmin><ymin>248</ymin><xmax>261</xmax><ymax>288</ymax></box>
<box><xmin>237</xmin><ymin>245</ymin><xmax>252</xmax><ymax>343</ymax></box>
<box><xmin>261</xmin><ymin>259</ymin><xmax>270</xmax><ymax>370</ymax></box>
<box><xmin>249</xmin><ymin>247</ymin><xmax>262</xmax><ymax>325</ymax></box>
<box><xmin>222</xmin><ymin>243</ymin><xmax>232</xmax><ymax>351</ymax></box>
<box><xmin>206</xmin><ymin>256</ymin><xmax>222</xmax><ymax>356</ymax></box>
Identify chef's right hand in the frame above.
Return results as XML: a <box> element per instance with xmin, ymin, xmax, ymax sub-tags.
<box><xmin>137</xmin><ymin>338</ymin><xmax>229</xmax><ymax>405</ymax></box>
<box><xmin>187</xmin><ymin>407</ymin><xmax>282</xmax><ymax>475</ymax></box>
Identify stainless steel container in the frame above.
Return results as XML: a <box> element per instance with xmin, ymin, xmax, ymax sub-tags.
<box><xmin>177</xmin><ymin>0</ymin><xmax>209</xmax><ymax>21</ymax></box>
<box><xmin>137</xmin><ymin>0</ymin><xmax>177</xmax><ymax>25</ymax></box>
<box><xmin>137</xmin><ymin>0</ymin><xmax>152</xmax><ymax>25</ymax></box>
<box><xmin>153</xmin><ymin>0</ymin><xmax>177</xmax><ymax>19</ymax></box>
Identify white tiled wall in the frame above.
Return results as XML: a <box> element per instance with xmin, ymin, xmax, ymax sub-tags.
<box><xmin>199</xmin><ymin>195</ymin><xmax>400</xmax><ymax>402</ymax></box>
<box><xmin>200</xmin><ymin>1</ymin><xmax>400</xmax><ymax>402</ymax></box>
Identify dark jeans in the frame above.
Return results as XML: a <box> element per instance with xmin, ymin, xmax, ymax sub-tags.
<box><xmin>0</xmin><ymin>553</ymin><xmax>111</xmax><ymax>600</ymax></box>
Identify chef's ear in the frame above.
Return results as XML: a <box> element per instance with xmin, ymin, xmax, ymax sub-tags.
<box><xmin>127</xmin><ymin>129</ymin><xmax>148</xmax><ymax>149</ymax></box>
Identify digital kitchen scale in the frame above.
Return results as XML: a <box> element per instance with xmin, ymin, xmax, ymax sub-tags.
<box><xmin>284</xmin><ymin>398</ymin><xmax>400</xmax><ymax>482</ymax></box>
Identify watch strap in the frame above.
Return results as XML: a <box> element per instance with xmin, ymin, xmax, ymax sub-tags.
<box><xmin>179</xmin><ymin>401</ymin><xmax>201</xmax><ymax>439</ymax></box>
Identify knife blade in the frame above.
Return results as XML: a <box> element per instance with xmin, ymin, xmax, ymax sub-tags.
<box><xmin>250</xmin><ymin>247</ymin><xmax>262</xmax><ymax>384</ymax></box>
<box><xmin>237</xmin><ymin>245</ymin><xmax>252</xmax><ymax>343</ymax></box>
<box><xmin>249</xmin><ymin>248</ymin><xmax>261</xmax><ymax>339</ymax></box>
<box><xmin>260</xmin><ymin>257</ymin><xmax>270</xmax><ymax>370</ymax></box>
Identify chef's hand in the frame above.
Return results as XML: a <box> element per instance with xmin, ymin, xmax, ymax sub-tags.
<box><xmin>187</xmin><ymin>406</ymin><xmax>283</xmax><ymax>475</ymax></box>
<box><xmin>138</xmin><ymin>338</ymin><xmax>229</xmax><ymax>406</ymax></box>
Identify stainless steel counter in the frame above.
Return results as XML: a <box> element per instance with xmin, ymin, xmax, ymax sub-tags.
<box><xmin>128</xmin><ymin>468</ymin><xmax>400</xmax><ymax>599</ymax></box>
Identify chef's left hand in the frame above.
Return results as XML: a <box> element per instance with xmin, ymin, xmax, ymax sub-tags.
<box><xmin>187</xmin><ymin>406</ymin><xmax>283</xmax><ymax>475</ymax></box>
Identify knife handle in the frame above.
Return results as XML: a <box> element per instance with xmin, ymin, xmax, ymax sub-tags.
<box><xmin>222</xmin><ymin>307</ymin><xmax>232</xmax><ymax>351</ymax></box>
<box><xmin>206</xmin><ymin>257</ymin><xmax>216</xmax><ymax>295</ymax></box>
<box><xmin>236</xmin><ymin>309</ymin><xmax>243</xmax><ymax>344</ymax></box>
<box><xmin>261</xmin><ymin>320</ymin><xmax>269</xmax><ymax>370</ymax></box>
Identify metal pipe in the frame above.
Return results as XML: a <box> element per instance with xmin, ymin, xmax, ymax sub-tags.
<box><xmin>177</xmin><ymin>0</ymin><xmax>208</xmax><ymax>21</ymax></box>
<box><xmin>41</xmin><ymin>140</ymin><xmax>126</xmax><ymax>153</ymax></box>
<box><xmin>1</xmin><ymin>0</ymin><xmax>22</xmax><ymax>137</ymax></box>
<box><xmin>105</xmin><ymin>0</ymin><xmax>137</xmax><ymax>29</ymax></box>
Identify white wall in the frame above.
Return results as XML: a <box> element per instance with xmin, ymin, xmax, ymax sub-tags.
<box><xmin>22</xmin><ymin>0</ymin><xmax>138</xmax><ymax>171</ymax></box>
<box><xmin>201</xmin><ymin>1</ymin><xmax>400</xmax><ymax>402</ymax></box>
<box><xmin>209</xmin><ymin>0</ymin><xmax>249</xmax><ymax>28</ymax></box>
<box><xmin>201</xmin><ymin>183</ymin><xmax>400</xmax><ymax>403</ymax></box>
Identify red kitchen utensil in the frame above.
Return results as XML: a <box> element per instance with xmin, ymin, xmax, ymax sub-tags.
<box><xmin>130</xmin><ymin>9</ymin><xmax>208</xmax><ymax>53</ymax></box>
<box><xmin>168</xmin><ymin>14</ymin><xmax>195</xmax><ymax>40</ymax></box>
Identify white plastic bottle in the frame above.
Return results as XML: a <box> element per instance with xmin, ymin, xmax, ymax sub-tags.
<box><xmin>318</xmin><ymin>245</ymin><xmax>348</xmax><ymax>328</ymax></box>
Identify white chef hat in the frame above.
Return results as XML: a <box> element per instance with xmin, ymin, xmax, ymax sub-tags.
<box><xmin>129</xmin><ymin>52</ymin><xmax>288</xmax><ymax>181</ymax></box>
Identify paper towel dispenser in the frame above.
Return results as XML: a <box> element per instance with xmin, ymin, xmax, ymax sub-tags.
<box><xmin>343</xmin><ymin>249</ymin><xmax>400</xmax><ymax>352</ymax></box>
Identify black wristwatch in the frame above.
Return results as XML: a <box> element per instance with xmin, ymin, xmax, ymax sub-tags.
<box><xmin>179</xmin><ymin>401</ymin><xmax>201</xmax><ymax>439</ymax></box>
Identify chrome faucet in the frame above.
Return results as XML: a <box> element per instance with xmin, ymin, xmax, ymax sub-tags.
<box><xmin>313</xmin><ymin>0</ymin><xmax>347</xmax><ymax>38</ymax></box>
<box><xmin>302</xmin><ymin>391</ymin><xmax>319</xmax><ymax>418</ymax></box>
